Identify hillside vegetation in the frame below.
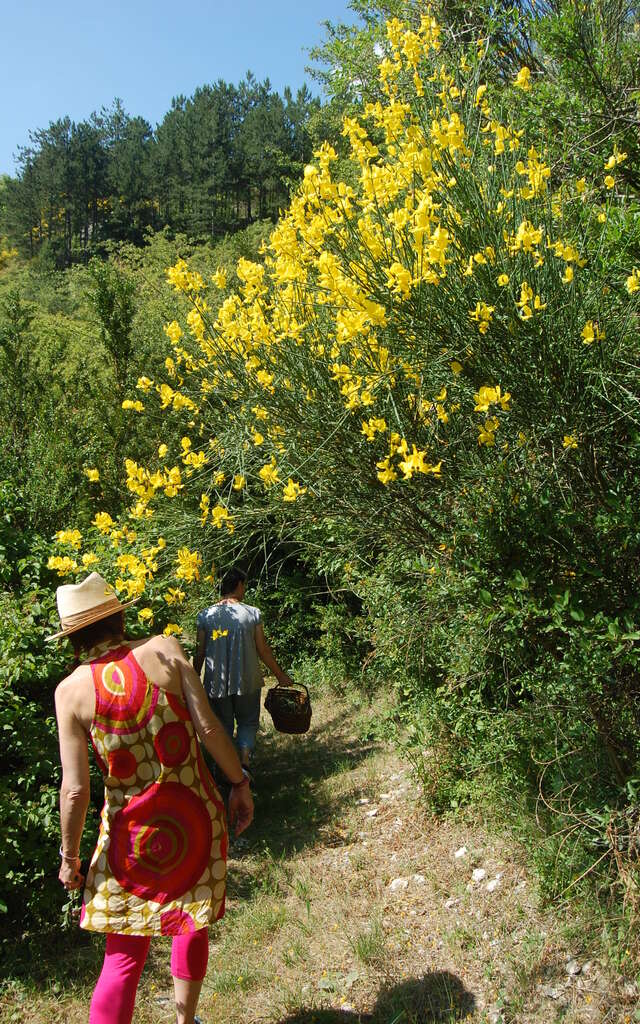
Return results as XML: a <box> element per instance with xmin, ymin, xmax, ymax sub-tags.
<box><xmin>2</xmin><ymin>0</ymin><xmax>640</xmax><ymax>981</ymax></box>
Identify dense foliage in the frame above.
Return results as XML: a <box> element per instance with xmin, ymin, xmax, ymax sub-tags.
<box><xmin>2</xmin><ymin>0</ymin><xmax>640</xmax><ymax>961</ymax></box>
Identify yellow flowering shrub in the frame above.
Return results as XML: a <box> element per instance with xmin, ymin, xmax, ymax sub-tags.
<box><xmin>51</xmin><ymin>9</ymin><xmax>640</xmax><ymax>637</ymax></box>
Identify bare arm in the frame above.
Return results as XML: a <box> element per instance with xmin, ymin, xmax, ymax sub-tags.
<box><xmin>55</xmin><ymin>680</ymin><xmax>91</xmax><ymax>890</ymax></box>
<box><xmin>193</xmin><ymin>628</ymin><xmax>207</xmax><ymax>676</ymax></box>
<box><xmin>178</xmin><ymin>651</ymin><xmax>253</xmax><ymax>834</ymax></box>
<box><xmin>255</xmin><ymin>623</ymin><xmax>293</xmax><ymax>686</ymax></box>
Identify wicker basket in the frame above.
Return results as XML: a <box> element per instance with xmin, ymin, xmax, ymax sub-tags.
<box><xmin>264</xmin><ymin>682</ymin><xmax>312</xmax><ymax>734</ymax></box>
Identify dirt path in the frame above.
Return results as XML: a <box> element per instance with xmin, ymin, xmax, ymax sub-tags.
<box><xmin>1</xmin><ymin>691</ymin><xmax>638</xmax><ymax>1023</ymax></box>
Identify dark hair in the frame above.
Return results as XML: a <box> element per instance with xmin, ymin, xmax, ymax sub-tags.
<box><xmin>220</xmin><ymin>567</ymin><xmax>246</xmax><ymax>597</ymax></box>
<box><xmin>69</xmin><ymin>611</ymin><xmax>125</xmax><ymax>659</ymax></box>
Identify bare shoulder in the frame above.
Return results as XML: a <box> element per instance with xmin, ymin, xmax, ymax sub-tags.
<box><xmin>55</xmin><ymin>663</ymin><xmax>92</xmax><ymax>702</ymax></box>
<box><xmin>131</xmin><ymin>633</ymin><xmax>187</xmax><ymax>662</ymax></box>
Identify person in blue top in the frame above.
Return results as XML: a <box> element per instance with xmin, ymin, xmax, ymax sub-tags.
<box><xmin>193</xmin><ymin>567</ymin><xmax>293</xmax><ymax>780</ymax></box>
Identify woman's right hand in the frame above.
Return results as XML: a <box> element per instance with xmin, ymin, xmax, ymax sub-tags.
<box><xmin>228</xmin><ymin>785</ymin><xmax>254</xmax><ymax>836</ymax></box>
<box><xmin>59</xmin><ymin>857</ymin><xmax>85</xmax><ymax>890</ymax></box>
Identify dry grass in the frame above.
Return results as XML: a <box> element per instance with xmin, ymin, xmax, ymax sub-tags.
<box><xmin>1</xmin><ymin>690</ymin><xmax>638</xmax><ymax>1024</ymax></box>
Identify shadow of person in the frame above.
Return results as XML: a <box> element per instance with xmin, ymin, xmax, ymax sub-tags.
<box><xmin>277</xmin><ymin>970</ymin><xmax>476</xmax><ymax>1023</ymax></box>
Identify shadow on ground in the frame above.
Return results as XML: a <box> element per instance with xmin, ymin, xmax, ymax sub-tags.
<box><xmin>232</xmin><ymin>708</ymin><xmax>380</xmax><ymax>857</ymax></box>
<box><xmin>278</xmin><ymin>971</ymin><xmax>476</xmax><ymax>1023</ymax></box>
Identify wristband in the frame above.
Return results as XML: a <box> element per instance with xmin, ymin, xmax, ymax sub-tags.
<box><xmin>59</xmin><ymin>846</ymin><xmax>79</xmax><ymax>861</ymax></box>
<box><xmin>231</xmin><ymin>768</ymin><xmax>250</xmax><ymax>788</ymax></box>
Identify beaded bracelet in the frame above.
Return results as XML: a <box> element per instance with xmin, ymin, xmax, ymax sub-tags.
<box><xmin>59</xmin><ymin>846</ymin><xmax>80</xmax><ymax>861</ymax></box>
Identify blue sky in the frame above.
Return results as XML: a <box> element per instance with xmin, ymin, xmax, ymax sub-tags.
<box><xmin>1</xmin><ymin>0</ymin><xmax>359</xmax><ymax>176</ymax></box>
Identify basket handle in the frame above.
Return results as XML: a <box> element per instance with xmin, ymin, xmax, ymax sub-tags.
<box><xmin>273</xmin><ymin>680</ymin><xmax>310</xmax><ymax>700</ymax></box>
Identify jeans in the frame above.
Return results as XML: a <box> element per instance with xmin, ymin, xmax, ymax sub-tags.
<box><xmin>209</xmin><ymin>690</ymin><xmax>262</xmax><ymax>755</ymax></box>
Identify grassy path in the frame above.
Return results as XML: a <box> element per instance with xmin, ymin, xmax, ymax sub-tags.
<box><xmin>1</xmin><ymin>689</ymin><xmax>638</xmax><ymax>1023</ymax></box>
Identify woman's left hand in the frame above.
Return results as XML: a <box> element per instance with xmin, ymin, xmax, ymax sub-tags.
<box><xmin>59</xmin><ymin>857</ymin><xmax>85</xmax><ymax>890</ymax></box>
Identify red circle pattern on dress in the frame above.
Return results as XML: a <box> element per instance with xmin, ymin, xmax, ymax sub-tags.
<box><xmin>108</xmin><ymin>748</ymin><xmax>138</xmax><ymax>780</ymax></box>
<box><xmin>166</xmin><ymin>691</ymin><xmax>191</xmax><ymax>721</ymax></box>
<box><xmin>160</xmin><ymin>908</ymin><xmax>196</xmax><ymax>935</ymax></box>
<box><xmin>154</xmin><ymin>722</ymin><xmax>190</xmax><ymax>767</ymax></box>
<box><xmin>92</xmin><ymin>648</ymin><xmax>159</xmax><ymax>736</ymax></box>
<box><xmin>108</xmin><ymin>781</ymin><xmax>212</xmax><ymax>904</ymax></box>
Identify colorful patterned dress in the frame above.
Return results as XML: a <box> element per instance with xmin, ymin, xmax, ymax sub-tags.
<box><xmin>80</xmin><ymin>645</ymin><xmax>228</xmax><ymax>936</ymax></box>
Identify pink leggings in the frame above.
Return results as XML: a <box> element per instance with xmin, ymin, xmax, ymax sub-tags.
<box><xmin>89</xmin><ymin>929</ymin><xmax>209</xmax><ymax>1024</ymax></box>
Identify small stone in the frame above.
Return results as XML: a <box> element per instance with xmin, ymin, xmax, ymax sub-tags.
<box><xmin>486</xmin><ymin>874</ymin><xmax>502</xmax><ymax>892</ymax></box>
<box><xmin>488</xmin><ymin>1011</ymin><xmax>503</xmax><ymax>1024</ymax></box>
<box><xmin>542</xmin><ymin>985</ymin><xmax>561</xmax><ymax>1000</ymax></box>
<box><xmin>565</xmin><ymin>959</ymin><xmax>581</xmax><ymax>976</ymax></box>
<box><xmin>444</xmin><ymin>897</ymin><xmax>460</xmax><ymax>909</ymax></box>
<box><xmin>389</xmin><ymin>877</ymin><xmax>409</xmax><ymax>892</ymax></box>
<box><xmin>366</xmin><ymin>808</ymin><xmax>378</xmax><ymax>818</ymax></box>
<box><xmin>380</xmin><ymin>792</ymin><xmax>392</xmax><ymax>800</ymax></box>
<box><xmin>581</xmin><ymin>960</ymin><xmax>593</xmax><ymax>975</ymax></box>
<box><xmin>454</xmin><ymin>846</ymin><xmax>468</xmax><ymax>859</ymax></box>
<box><xmin>413</xmin><ymin>873</ymin><xmax>426</xmax><ymax>884</ymax></box>
<box><xmin>472</xmin><ymin>868</ymin><xmax>486</xmax><ymax>883</ymax></box>
<box><xmin>357</xmin><ymin>797</ymin><xmax>370</xmax><ymax>805</ymax></box>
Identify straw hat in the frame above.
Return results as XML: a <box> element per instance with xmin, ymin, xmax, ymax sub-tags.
<box><xmin>46</xmin><ymin>572</ymin><xmax>138</xmax><ymax>641</ymax></box>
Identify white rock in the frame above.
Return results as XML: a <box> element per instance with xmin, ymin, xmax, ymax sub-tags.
<box><xmin>488</xmin><ymin>1010</ymin><xmax>503</xmax><ymax>1024</ymax></box>
<box><xmin>444</xmin><ymin>897</ymin><xmax>460</xmax><ymax>909</ymax></box>
<box><xmin>357</xmin><ymin>797</ymin><xmax>370</xmax><ymax>805</ymax></box>
<box><xmin>565</xmin><ymin>959</ymin><xmax>581</xmax><ymax>976</ymax></box>
<box><xmin>454</xmin><ymin>846</ymin><xmax>468</xmax><ymax>859</ymax></box>
<box><xmin>413</xmin><ymin>874</ymin><xmax>426</xmax><ymax>884</ymax></box>
<box><xmin>581</xmin><ymin>960</ymin><xmax>593</xmax><ymax>975</ymax></box>
<box><xmin>472</xmin><ymin>868</ymin><xmax>487</xmax><ymax>883</ymax></box>
<box><xmin>486</xmin><ymin>874</ymin><xmax>502</xmax><ymax>893</ymax></box>
<box><xmin>380</xmin><ymin>792</ymin><xmax>392</xmax><ymax>800</ymax></box>
<box><xmin>389</xmin><ymin>877</ymin><xmax>409</xmax><ymax>892</ymax></box>
<box><xmin>366</xmin><ymin>808</ymin><xmax>378</xmax><ymax>818</ymax></box>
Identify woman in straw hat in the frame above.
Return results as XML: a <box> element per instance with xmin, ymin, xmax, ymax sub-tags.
<box><xmin>50</xmin><ymin>572</ymin><xmax>253</xmax><ymax>1024</ymax></box>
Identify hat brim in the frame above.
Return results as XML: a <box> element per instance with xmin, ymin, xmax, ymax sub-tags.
<box><xmin>45</xmin><ymin>597</ymin><xmax>140</xmax><ymax>642</ymax></box>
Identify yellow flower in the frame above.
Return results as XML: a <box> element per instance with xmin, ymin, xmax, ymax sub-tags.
<box><xmin>562</xmin><ymin>266</ymin><xmax>574</xmax><ymax>284</ymax></box>
<box><xmin>164</xmin><ymin>588</ymin><xmax>186</xmax><ymax>605</ymax></box>
<box><xmin>81</xmin><ymin>552</ymin><xmax>99</xmax><ymax>568</ymax></box>
<box><xmin>175</xmin><ymin>547</ymin><xmax>202</xmax><ymax>582</ymax></box>
<box><xmin>626</xmin><ymin>269</ymin><xmax>640</xmax><ymax>294</ymax></box>
<box><xmin>84</xmin><ymin>468</ymin><xmax>100</xmax><ymax>482</ymax></box>
<box><xmin>47</xmin><ymin>555</ymin><xmax>78</xmax><ymax>577</ymax></box>
<box><xmin>376</xmin><ymin>457</ymin><xmax>398</xmax><ymax>485</ymax></box>
<box><xmin>514</xmin><ymin>66</ymin><xmax>531</xmax><ymax>91</ymax></box>
<box><xmin>211</xmin><ymin>629</ymin><xmax>229</xmax><ymax>640</ymax></box>
<box><xmin>450</xmin><ymin>361</ymin><xmax>463</xmax><ymax>375</ymax></box>
<box><xmin>282</xmin><ymin>479</ymin><xmax>307</xmax><ymax>502</ymax></box>
<box><xmin>136</xmin><ymin>376</ymin><xmax>153</xmax><ymax>392</ymax></box>
<box><xmin>55</xmin><ymin>528</ymin><xmax>83</xmax><ymax>549</ymax></box>
<box><xmin>212</xmin><ymin>268</ymin><xmax>227</xmax><ymax>289</ymax></box>
<box><xmin>93</xmin><ymin>511</ymin><xmax>114</xmax><ymax>533</ymax></box>
<box><xmin>163</xmin><ymin>623</ymin><xmax>183</xmax><ymax>636</ymax></box>
<box><xmin>497</xmin><ymin>274</ymin><xmax>509</xmax><ymax>287</ymax></box>
<box><xmin>576</xmin><ymin>178</ymin><xmax>587</xmax><ymax>194</ymax></box>
<box><xmin>252</xmin><ymin>431</ymin><xmax>265</xmax><ymax>446</ymax></box>
<box><xmin>604</xmin><ymin>175</ymin><xmax>615</xmax><ymax>190</ymax></box>
<box><xmin>563</xmin><ymin>435</ymin><xmax>578</xmax><ymax>449</ymax></box>
<box><xmin>259</xmin><ymin>458</ymin><xmax>280</xmax><ymax>487</ymax></box>
<box><xmin>233</xmin><ymin>474</ymin><xmax>246</xmax><ymax>490</ymax></box>
<box><xmin>122</xmin><ymin>399</ymin><xmax>144</xmax><ymax>413</ymax></box>
<box><xmin>597</xmin><ymin>211</ymin><xmax>607</xmax><ymax>223</ymax></box>
<box><xmin>158</xmin><ymin>444</ymin><xmax>168</xmax><ymax>459</ymax></box>
<box><xmin>581</xmin><ymin>320</ymin><xmax>605</xmax><ymax>345</ymax></box>
<box><xmin>138</xmin><ymin>608</ymin><xmax>154</xmax><ymax>622</ymax></box>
